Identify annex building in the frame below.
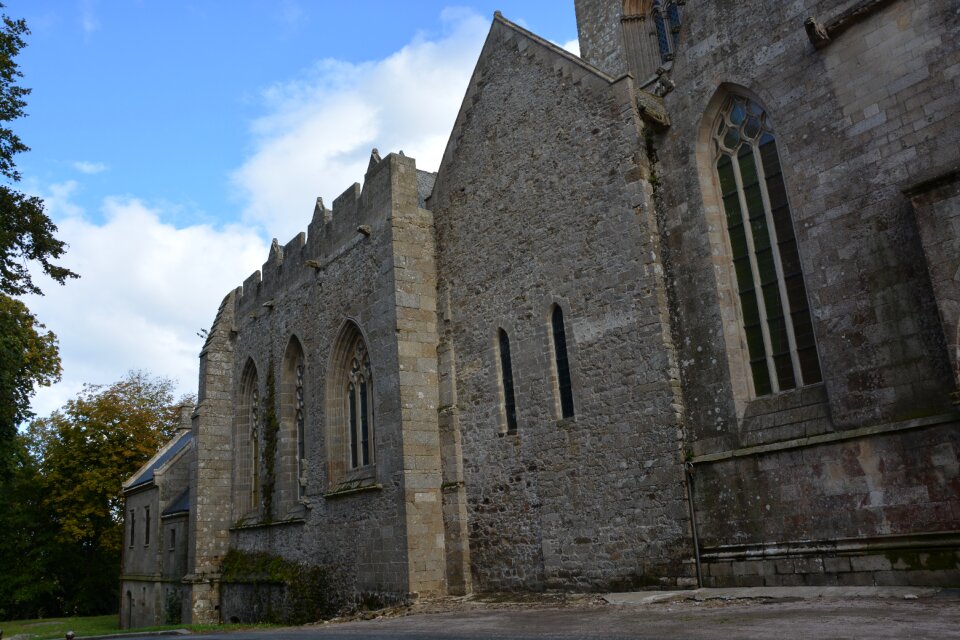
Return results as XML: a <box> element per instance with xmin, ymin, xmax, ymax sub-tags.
<box><xmin>121</xmin><ymin>0</ymin><xmax>960</xmax><ymax>628</ymax></box>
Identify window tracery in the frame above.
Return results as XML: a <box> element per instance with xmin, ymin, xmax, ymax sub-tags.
<box><xmin>652</xmin><ymin>0</ymin><xmax>683</xmax><ymax>63</ymax></box>
<box><xmin>249</xmin><ymin>382</ymin><xmax>260</xmax><ymax>508</ymax></box>
<box><xmin>712</xmin><ymin>95</ymin><xmax>822</xmax><ymax>396</ymax></box>
<box><xmin>347</xmin><ymin>340</ymin><xmax>373</xmax><ymax>469</ymax></box>
<box><xmin>295</xmin><ymin>359</ymin><xmax>305</xmax><ymax>496</ymax></box>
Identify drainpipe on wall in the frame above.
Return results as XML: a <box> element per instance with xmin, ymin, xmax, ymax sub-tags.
<box><xmin>684</xmin><ymin>461</ymin><xmax>703</xmax><ymax>587</ymax></box>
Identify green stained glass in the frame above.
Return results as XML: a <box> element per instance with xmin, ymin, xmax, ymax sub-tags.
<box><xmin>751</xmin><ymin>360</ymin><xmax>772</xmax><ymax>396</ymax></box>
<box><xmin>740</xmin><ymin>290</ymin><xmax>761</xmax><ymax>327</ymax></box>
<box><xmin>715</xmin><ymin>96</ymin><xmax>823</xmax><ymax>395</ymax></box>
<box><xmin>723</xmin><ymin>128</ymin><xmax>741</xmax><ymax>150</ymax></box>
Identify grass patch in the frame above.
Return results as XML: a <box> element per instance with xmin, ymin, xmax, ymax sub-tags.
<box><xmin>0</xmin><ymin>614</ymin><xmax>283</xmax><ymax>639</ymax></box>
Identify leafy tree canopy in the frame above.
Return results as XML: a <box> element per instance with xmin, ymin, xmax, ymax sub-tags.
<box><xmin>0</xmin><ymin>371</ymin><xmax>191</xmax><ymax>618</ymax></box>
<box><xmin>0</xmin><ymin>9</ymin><xmax>77</xmax><ymax>297</ymax></box>
<box><xmin>0</xmin><ymin>4</ymin><xmax>78</xmax><ymax>463</ymax></box>
<box><xmin>26</xmin><ymin>371</ymin><xmax>185</xmax><ymax>549</ymax></box>
<box><xmin>0</xmin><ymin>294</ymin><xmax>60</xmax><ymax>455</ymax></box>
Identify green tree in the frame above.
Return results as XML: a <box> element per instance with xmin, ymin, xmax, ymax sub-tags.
<box><xmin>0</xmin><ymin>4</ymin><xmax>78</xmax><ymax>457</ymax></box>
<box><xmin>0</xmin><ymin>9</ymin><xmax>76</xmax><ymax>296</ymax></box>
<box><xmin>8</xmin><ymin>372</ymin><xmax>187</xmax><ymax>616</ymax></box>
<box><xmin>0</xmin><ymin>295</ymin><xmax>60</xmax><ymax>469</ymax></box>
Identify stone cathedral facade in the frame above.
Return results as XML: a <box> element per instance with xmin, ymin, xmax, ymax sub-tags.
<box><xmin>120</xmin><ymin>0</ymin><xmax>960</xmax><ymax>628</ymax></box>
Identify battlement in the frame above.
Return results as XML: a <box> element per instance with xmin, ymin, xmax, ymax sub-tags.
<box><xmin>234</xmin><ymin>150</ymin><xmax>435</xmax><ymax>312</ymax></box>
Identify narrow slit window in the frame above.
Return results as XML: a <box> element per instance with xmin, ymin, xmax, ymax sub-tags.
<box><xmin>498</xmin><ymin>329</ymin><xmax>518</xmax><ymax>433</ymax></box>
<box><xmin>144</xmin><ymin>506</ymin><xmax>150</xmax><ymax>545</ymax></box>
<box><xmin>129</xmin><ymin>509</ymin><xmax>136</xmax><ymax>546</ymax></box>
<box><xmin>169</xmin><ymin>527</ymin><xmax>176</xmax><ymax>552</ymax></box>
<box><xmin>713</xmin><ymin>95</ymin><xmax>822</xmax><ymax>396</ymax></box>
<box><xmin>551</xmin><ymin>306</ymin><xmax>575</xmax><ymax>419</ymax></box>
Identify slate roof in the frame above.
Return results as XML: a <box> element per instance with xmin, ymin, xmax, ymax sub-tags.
<box><xmin>126</xmin><ymin>430</ymin><xmax>193</xmax><ymax>491</ymax></box>
<box><xmin>162</xmin><ymin>487</ymin><xmax>190</xmax><ymax>517</ymax></box>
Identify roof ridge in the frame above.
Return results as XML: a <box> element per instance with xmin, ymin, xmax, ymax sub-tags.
<box><xmin>492</xmin><ymin>11</ymin><xmax>619</xmax><ymax>83</ymax></box>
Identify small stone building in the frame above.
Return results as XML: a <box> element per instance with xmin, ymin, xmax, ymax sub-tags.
<box><xmin>120</xmin><ymin>406</ymin><xmax>194</xmax><ymax>628</ymax></box>
<box><xmin>122</xmin><ymin>0</ymin><xmax>960</xmax><ymax>627</ymax></box>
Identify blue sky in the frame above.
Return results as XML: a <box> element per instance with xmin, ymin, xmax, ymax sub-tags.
<box><xmin>11</xmin><ymin>1</ymin><xmax>580</xmax><ymax>416</ymax></box>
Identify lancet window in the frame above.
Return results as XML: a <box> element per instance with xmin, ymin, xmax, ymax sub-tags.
<box><xmin>712</xmin><ymin>95</ymin><xmax>822</xmax><ymax>396</ymax></box>
<box><xmin>347</xmin><ymin>340</ymin><xmax>373</xmax><ymax>469</ymax></box>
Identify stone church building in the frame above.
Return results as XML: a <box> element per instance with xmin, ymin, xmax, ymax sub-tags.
<box><xmin>121</xmin><ymin>0</ymin><xmax>960</xmax><ymax>627</ymax></box>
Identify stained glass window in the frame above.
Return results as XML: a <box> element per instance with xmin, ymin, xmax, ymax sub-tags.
<box><xmin>347</xmin><ymin>340</ymin><xmax>373</xmax><ymax>468</ymax></box>
<box><xmin>713</xmin><ymin>96</ymin><xmax>822</xmax><ymax>396</ymax></box>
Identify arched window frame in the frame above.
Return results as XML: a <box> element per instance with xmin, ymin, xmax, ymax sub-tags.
<box><xmin>325</xmin><ymin>321</ymin><xmax>378</xmax><ymax>493</ymax></box>
<box><xmin>235</xmin><ymin>360</ymin><xmax>260</xmax><ymax>515</ymax></box>
<box><xmin>281</xmin><ymin>336</ymin><xmax>307</xmax><ymax>506</ymax></box>
<box><xmin>651</xmin><ymin>0</ymin><xmax>683</xmax><ymax>63</ymax></box>
<box><xmin>705</xmin><ymin>91</ymin><xmax>822</xmax><ymax>399</ymax></box>
<box><xmin>346</xmin><ymin>341</ymin><xmax>373</xmax><ymax>469</ymax></box>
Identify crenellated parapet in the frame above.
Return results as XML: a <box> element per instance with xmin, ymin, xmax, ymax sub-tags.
<box><xmin>234</xmin><ymin>150</ymin><xmax>436</xmax><ymax>316</ymax></box>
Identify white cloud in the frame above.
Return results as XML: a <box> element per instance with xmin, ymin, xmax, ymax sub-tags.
<box><xmin>231</xmin><ymin>9</ymin><xmax>490</xmax><ymax>241</ymax></box>
<box><xmin>73</xmin><ymin>160</ymin><xmax>108</xmax><ymax>174</ymax></box>
<box><xmin>562</xmin><ymin>38</ymin><xmax>581</xmax><ymax>57</ymax></box>
<box><xmin>79</xmin><ymin>0</ymin><xmax>99</xmax><ymax>35</ymax></box>
<box><xmin>25</xmin><ymin>185</ymin><xmax>268</xmax><ymax>418</ymax></box>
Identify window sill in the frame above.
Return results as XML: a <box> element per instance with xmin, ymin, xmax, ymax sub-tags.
<box><xmin>324</xmin><ymin>477</ymin><xmax>382</xmax><ymax>499</ymax></box>
<box><xmin>229</xmin><ymin>516</ymin><xmax>306</xmax><ymax>531</ymax></box>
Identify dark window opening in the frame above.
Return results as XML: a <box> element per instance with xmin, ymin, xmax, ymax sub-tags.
<box><xmin>552</xmin><ymin>306</ymin><xmax>575</xmax><ymax>419</ymax></box>
<box><xmin>498</xmin><ymin>329</ymin><xmax>518</xmax><ymax>433</ymax></box>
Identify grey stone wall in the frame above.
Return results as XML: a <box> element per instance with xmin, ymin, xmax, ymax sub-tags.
<box><xmin>908</xmin><ymin>172</ymin><xmax>960</xmax><ymax>398</ymax></box>
<box><xmin>123</xmin><ymin>488</ymin><xmax>158</xmax><ymax>577</ymax></box>
<box><xmin>431</xmin><ymin>15</ymin><xmax>693</xmax><ymax>592</ymax></box>
<box><xmin>574</xmin><ymin>0</ymin><xmax>626</xmax><ymax>77</ymax></box>
<box><xmin>643</xmin><ymin>0</ymin><xmax>960</xmax><ymax>583</ymax></box>
<box><xmin>222</xmin><ymin>151</ymin><xmax>446</xmax><ymax>603</ymax></box>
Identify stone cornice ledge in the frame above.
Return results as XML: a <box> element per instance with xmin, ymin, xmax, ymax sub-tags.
<box><xmin>701</xmin><ymin>530</ymin><xmax>960</xmax><ymax>561</ymax></box>
<box><xmin>691</xmin><ymin>412</ymin><xmax>958</xmax><ymax>465</ymax></box>
<box><xmin>229</xmin><ymin>516</ymin><xmax>306</xmax><ymax>531</ymax></box>
<box><xmin>805</xmin><ymin>0</ymin><xmax>901</xmax><ymax>49</ymax></box>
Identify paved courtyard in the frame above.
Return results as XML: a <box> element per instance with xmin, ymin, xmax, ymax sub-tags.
<box><xmin>177</xmin><ymin>589</ymin><xmax>960</xmax><ymax>640</ymax></box>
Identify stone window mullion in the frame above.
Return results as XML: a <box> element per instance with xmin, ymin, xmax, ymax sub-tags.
<box><xmin>729</xmin><ymin>150</ymin><xmax>780</xmax><ymax>395</ymax></box>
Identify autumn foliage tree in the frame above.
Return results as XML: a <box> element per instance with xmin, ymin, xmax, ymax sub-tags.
<box><xmin>0</xmin><ymin>372</ymin><xmax>187</xmax><ymax>619</ymax></box>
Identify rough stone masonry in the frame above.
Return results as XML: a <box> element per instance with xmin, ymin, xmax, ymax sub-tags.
<box><xmin>120</xmin><ymin>0</ymin><xmax>960</xmax><ymax>628</ymax></box>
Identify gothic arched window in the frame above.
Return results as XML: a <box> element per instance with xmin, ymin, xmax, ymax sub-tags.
<box><xmin>652</xmin><ymin>0</ymin><xmax>682</xmax><ymax>63</ymax></box>
<box><xmin>712</xmin><ymin>95</ymin><xmax>822</xmax><ymax>396</ymax></box>
<box><xmin>296</xmin><ymin>359</ymin><xmax>305</xmax><ymax>494</ymax></box>
<box><xmin>346</xmin><ymin>340</ymin><xmax>373</xmax><ymax>469</ymax></box>
<box><xmin>326</xmin><ymin>322</ymin><xmax>378</xmax><ymax>490</ymax></box>
<box><xmin>237</xmin><ymin>361</ymin><xmax>261</xmax><ymax>512</ymax></box>
<box><xmin>281</xmin><ymin>336</ymin><xmax>307</xmax><ymax>504</ymax></box>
